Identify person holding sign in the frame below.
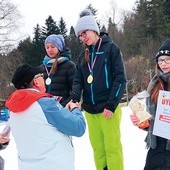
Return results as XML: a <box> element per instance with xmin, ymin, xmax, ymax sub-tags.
<box><xmin>39</xmin><ymin>34</ymin><xmax>76</xmax><ymax>106</ymax></box>
<box><xmin>130</xmin><ymin>39</ymin><xmax>170</xmax><ymax>170</ymax></box>
<box><xmin>71</xmin><ymin>9</ymin><xmax>126</xmax><ymax>170</ymax></box>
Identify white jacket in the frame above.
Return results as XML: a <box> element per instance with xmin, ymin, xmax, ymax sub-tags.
<box><xmin>6</xmin><ymin>89</ymin><xmax>86</xmax><ymax>170</ymax></box>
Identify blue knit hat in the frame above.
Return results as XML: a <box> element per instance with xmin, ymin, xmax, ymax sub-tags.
<box><xmin>74</xmin><ymin>9</ymin><xmax>100</xmax><ymax>37</ymax></box>
<box><xmin>44</xmin><ymin>34</ymin><xmax>65</xmax><ymax>51</ymax></box>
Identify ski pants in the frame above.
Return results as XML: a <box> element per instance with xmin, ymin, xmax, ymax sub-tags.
<box><xmin>84</xmin><ymin>105</ymin><xmax>124</xmax><ymax>170</ymax></box>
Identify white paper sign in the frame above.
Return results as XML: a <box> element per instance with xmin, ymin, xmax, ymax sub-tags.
<box><xmin>153</xmin><ymin>90</ymin><xmax>170</xmax><ymax>139</ymax></box>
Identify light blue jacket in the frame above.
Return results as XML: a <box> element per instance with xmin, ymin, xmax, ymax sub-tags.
<box><xmin>6</xmin><ymin>89</ymin><xmax>86</xmax><ymax>170</ymax></box>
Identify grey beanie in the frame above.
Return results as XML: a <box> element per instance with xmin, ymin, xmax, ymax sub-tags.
<box><xmin>74</xmin><ymin>9</ymin><xmax>100</xmax><ymax>37</ymax></box>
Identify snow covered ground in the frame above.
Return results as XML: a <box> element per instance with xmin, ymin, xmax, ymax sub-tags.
<box><xmin>1</xmin><ymin>106</ymin><xmax>147</xmax><ymax>170</ymax></box>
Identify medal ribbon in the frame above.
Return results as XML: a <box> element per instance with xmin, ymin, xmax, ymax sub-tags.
<box><xmin>44</xmin><ymin>64</ymin><xmax>53</xmax><ymax>93</ymax></box>
<box><xmin>44</xmin><ymin>64</ymin><xmax>50</xmax><ymax>78</ymax></box>
<box><xmin>87</xmin><ymin>38</ymin><xmax>102</xmax><ymax>74</ymax></box>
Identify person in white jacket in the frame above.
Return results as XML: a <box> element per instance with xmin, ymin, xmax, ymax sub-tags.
<box><xmin>5</xmin><ymin>64</ymin><xmax>86</xmax><ymax>170</ymax></box>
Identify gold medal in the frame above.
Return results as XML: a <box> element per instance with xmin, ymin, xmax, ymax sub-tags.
<box><xmin>87</xmin><ymin>75</ymin><xmax>93</xmax><ymax>84</ymax></box>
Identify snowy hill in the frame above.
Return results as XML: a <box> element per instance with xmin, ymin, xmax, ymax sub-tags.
<box><xmin>1</xmin><ymin>106</ymin><xmax>147</xmax><ymax>170</ymax></box>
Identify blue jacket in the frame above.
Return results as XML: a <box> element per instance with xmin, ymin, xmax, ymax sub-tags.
<box><xmin>5</xmin><ymin>89</ymin><xmax>86</xmax><ymax>170</ymax></box>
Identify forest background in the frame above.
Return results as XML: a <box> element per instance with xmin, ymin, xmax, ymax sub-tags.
<box><xmin>0</xmin><ymin>0</ymin><xmax>169</xmax><ymax>103</ymax></box>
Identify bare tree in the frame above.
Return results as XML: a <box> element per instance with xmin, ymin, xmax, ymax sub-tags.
<box><xmin>125</xmin><ymin>55</ymin><xmax>151</xmax><ymax>95</ymax></box>
<box><xmin>0</xmin><ymin>0</ymin><xmax>21</xmax><ymax>53</ymax></box>
<box><xmin>0</xmin><ymin>49</ymin><xmax>24</xmax><ymax>99</ymax></box>
<box><xmin>100</xmin><ymin>0</ymin><xmax>117</xmax><ymax>31</ymax></box>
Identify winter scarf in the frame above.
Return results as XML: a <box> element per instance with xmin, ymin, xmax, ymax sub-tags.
<box><xmin>145</xmin><ymin>69</ymin><xmax>170</xmax><ymax>150</ymax></box>
<box><xmin>43</xmin><ymin>55</ymin><xmax>69</xmax><ymax>68</ymax></box>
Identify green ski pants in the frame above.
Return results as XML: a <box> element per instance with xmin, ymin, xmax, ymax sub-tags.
<box><xmin>84</xmin><ymin>105</ymin><xmax>124</xmax><ymax>170</ymax></box>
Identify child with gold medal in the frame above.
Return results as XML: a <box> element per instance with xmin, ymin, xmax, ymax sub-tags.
<box><xmin>71</xmin><ymin>9</ymin><xmax>126</xmax><ymax>170</ymax></box>
<box><xmin>87</xmin><ymin>74</ymin><xmax>93</xmax><ymax>84</ymax></box>
<box><xmin>86</xmin><ymin>38</ymin><xmax>102</xmax><ymax>84</ymax></box>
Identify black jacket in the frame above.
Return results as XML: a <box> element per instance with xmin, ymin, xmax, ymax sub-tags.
<box><xmin>0</xmin><ymin>142</ymin><xmax>8</xmax><ymax>150</ymax></box>
<box><xmin>72</xmin><ymin>33</ymin><xmax>126</xmax><ymax>113</ymax></box>
<box><xmin>39</xmin><ymin>47</ymin><xmax>76</xmax><ymax>106</ymax></box>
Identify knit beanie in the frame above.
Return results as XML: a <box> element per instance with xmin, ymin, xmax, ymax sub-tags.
<box><xmin>44</xmin><ymin>34</ymin><xmax>65</xmax><ymax>51</ymax></box>
<box><xmin>74</xmin><ymin>9</ymin><xmax>100</xmax><ymax>37</ymax></box>
<box><xmin>156</xmin><ymin>39</ymin><xmax>170</xmax><ymax>59</ymax></box>
<box><xmin>12</xmin><ymin>64</ymin><xmax>42</xmax><ymax>89</ymax></box>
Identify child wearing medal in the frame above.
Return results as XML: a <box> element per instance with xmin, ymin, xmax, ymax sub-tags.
<box><xmin>38</xmin><ymin>34</ymin><xmax>76</xmax><ymax>106</ymax></box>
<box><xmin>71</xmin><ymin>9</ymin><xmax>126</xmax><ymax>170</ymax></box>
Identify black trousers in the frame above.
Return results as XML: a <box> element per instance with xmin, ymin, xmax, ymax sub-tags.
<box><xmin>0</xmin><ymin>156</ymin><xmax>4</xmax><ymax>170</ymax></box>
<box><xmin>144</xmin><ymin>137</ymin><xmax>170</xmax><ymax>170</ymax></box>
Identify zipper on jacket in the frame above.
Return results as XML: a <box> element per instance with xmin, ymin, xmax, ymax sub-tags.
<box><xmin>104</xmin><ymin>58</ymin><xmax>109</xmax><ymax>89</ymax></box>
<box><xmin>90</xmin><ymin>84</ymin><xmax>95</xmax><ymax>104</ymax></box>
<box><xmin>116</xmin><ymin>84</ymin><xmax>122</xmax><ymax>97</ymax></box>
<box><xmin>90</xmin><ymin>46</ymin><xmax>95</xmax><ymax>104</ymax></box>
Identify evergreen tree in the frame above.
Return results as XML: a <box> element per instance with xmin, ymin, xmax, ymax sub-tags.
<box><xmin>86</xmin><ymin>4</ymin><xmax>98</xmax><ymax>16</ymax></box>
<box><xmin>146</xmin><ymin>0</ymin><xmax>170</xmax><ymax>40</ymax></box>
<box><xmin>17</xmin><ymin>37</ymin><xmax>36</xmax><ymax>65</ymax></box>
<box><xmin>86</xmin><ymin>4</ymin><xmax>101</xmax><ymax>29</ymax></box>
<box><xmin>107</xmin><ymin>17</ymin><xmax>118</xmax><ymax>40</ymax></box>
<box><xmin>33</xmin><ymin>24</ymin><xmax>43</xmax><ymax>44</ymax></box>
<box><xmin>121</xmin><ymin>0</ymin><xmax>169</xmax><ymax>59</ymax></box>
<box><xmin>67</xmin><ymin>26</ymin><xmax>83</xmax><ymax>63</ymax></box>
<box><xmin>41</xmin><ymin>15</ymin><xmax>60</xmax><ymax>41</ymax></box>
<box><xmin>32</xmin><ymin>24</ymin><xmax>45</xmax><ymax>65</ymax></box>
<box><xmin>121</xmin><ymin>12</ymin><xmax>141</xmax><ymax>58</ymax></box>
<box><xmin>100</xmin><ymin>25</ymin><xmax>107</xmax><ymax>33</ymax></box>
<box><xmin>164</xmin><ymin>0</ymin><xmax>170</xmax><ymax>19</ymax></box>
<box><xmin>58</xmin><ymin>17</ymin><xmax>67</xmax><ymax>38</ymax></box>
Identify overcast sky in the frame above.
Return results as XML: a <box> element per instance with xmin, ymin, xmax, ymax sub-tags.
<box><xmin>12</xmin><ymin>0</ymin><xmax>136</xmax><ymax>40</ymax></box>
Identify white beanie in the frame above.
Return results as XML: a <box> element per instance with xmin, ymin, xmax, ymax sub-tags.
<box><xmin>74</xmin><ymin>9</ymin><xmax>100</xmax><ymax>37</ymax></box>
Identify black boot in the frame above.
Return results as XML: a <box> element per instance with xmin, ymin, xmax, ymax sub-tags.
<box><xmin>103</xmin><ymin>166</ymin><xmax>108</xmax><ymax>170</ymax></box>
